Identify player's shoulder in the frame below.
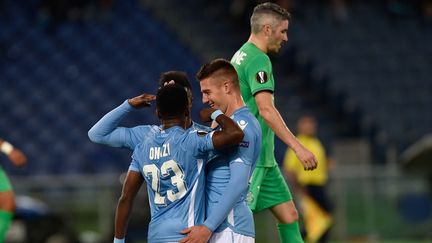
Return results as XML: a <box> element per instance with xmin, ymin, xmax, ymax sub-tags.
<box><xmin>132</xmin><ymin>140</ymin><xmax>147</xmax><ymax>158</ymax></box>
<box><xmin>138</xmin><ymin>125</ymin><xmax>160</xmax><ymax>141</ymax></box>
<box><xmin>128</xmin><ymin>125</ymin><xmax>160</xmax><ymax>144</ymax></box>
<box><xmin>176</xmin><ymin>128</ymin><xmax>211</xmax><ymax>154</ymax></box>
<box><xmin>234</xmin><ymin>43</ymin><xmax>268</xmax><ymax>63</ymax></box>
<box><xmin>234</xmin><ymin>106</ymin><xmax>257</xmax><ymax>120</ymax></box>
<box><xmin>173</xmin><ymin>126</ymin><xmax>210</xmax><ymax>147</ymax></box>
<box><xmin>234</xmin><ymin>107</ymin><xmax>260</xmax><ymax>130</ymax></box>
<box><xmin>186</xmin><ymin>128</ymin><xmax>211</xmax><ymax>138</ymax></box>
<box><xmin>133</xmin><ymin>124</ymin><xmax>160</xmax><ymax>133</ymax></box>
<box><xmin>241</xmin><ymin>43</ymin><xmax>269</xmax><ymax>59</ymax></box>
<box><xmin>136</xmin><ymin>127</ymin><xmax>160</xmax><ymax>144</ymax></box>
<box><xmin>191</xmin><ymin>121</ymin><xmax>212</xmax><ymax>132</ymax></box>
<box><xmin>250</xmin><ymin>51</ymin><xmax>270</xmax><ymax>65</ymax></box>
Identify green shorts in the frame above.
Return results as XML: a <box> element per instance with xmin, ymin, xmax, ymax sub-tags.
<box><xmin>247</xmin><ymin>165</ymin><xmax>292</xmax><ymax>213</ymax></box>
<box><xmin>0</xmin><ymin>168</ymin><xmax>12</xmax><ymax>192</ymax></box>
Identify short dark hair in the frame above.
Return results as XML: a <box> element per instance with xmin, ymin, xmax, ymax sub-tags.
<box><xmin>158</xmin><ymin>71</ymin><xmax>192</xmax><ymax>90</ymax></box>
<box><xmin>251</xmin><ymin>2</ymin><xmax>291</xmax><ymax>33</ymax></box>
<box><xmin>156</xmin><ymin>83</ymin><xmax>188</xmax><ymax>119</ymax></box>
<box><xmin>196</xmin><ymin>58</ymin><xmax>239</xmax><ymax>88</ymax></box>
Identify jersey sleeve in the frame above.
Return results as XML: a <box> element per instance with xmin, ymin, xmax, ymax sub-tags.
<box><xmin>88</xmin><ymin>100</ymin><xmax>152</xmax><ymax>150</ymax></box>
<box><xmin>88</xmin><ymin>100</ymin><xmax>132</xmax><ymax>148</ymax></box>
<box><xmin>129</xmin><ymin>148</ymin><xmax>142</xmax><ymax>173</ymax></box>
<box><xmin>185</xmin><ymin>131</ymin><xmax>215</xmax><ymax>157</ymax></box>
<box><xmin>229</xmin><ymin>114</ymin><xmax>262</xmax><ymax>167</ymax></box>
<box><xmin>123</xmin><ymin>126</ymin><xmax>153</xmax><ymax>150</ymax></box>
<box><xmin>245</xmin><ymin>54</ymin><xmax>275</xmax><ymax>95</ymax></box>
<box><xmin>203</xmin><ymin>162</ymin><xmax>251</xmax><ymax>231</ymax></box>
<box><xmin>233</xmin><ymin>124</ymin><xmax>260</xmax><ymax>166</ymax></box>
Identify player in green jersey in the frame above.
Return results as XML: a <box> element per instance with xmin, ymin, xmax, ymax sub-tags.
<box><xmin>231</xmin><ymin>2</ymin><xmax>318</xmax><ymax>243</ymax></box>
<box><xmin>0</xmin><ymin>138</ymin><xmax>27</xmax><ymax>242</ymax></box>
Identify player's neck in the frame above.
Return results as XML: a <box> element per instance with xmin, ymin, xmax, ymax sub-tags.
<box><xmin>186</xmin><ymin>118</ymin><xmax>193</xmax><ymax>128</ymax></box>
<box><xmin>161</xmin><ymin>118</ymin><xmax>186</xmax><ymax>130</ymax></box>
<box><xmin>224</xmin><ymin>94</ymin><xmax>245</xmax><ymax>117</ymax></box>
<box><xmin>248</xmin><ymin>34</ymin><xmax>268</xmax><ymax>53</ymax></box>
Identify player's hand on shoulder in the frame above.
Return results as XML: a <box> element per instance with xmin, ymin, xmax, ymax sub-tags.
<box><xmin>179</xmin><ymin>225</ymin><xmax>212</xmax><ymax>243</ymax></box>
<box><xmin>199</xmin><ymin>108</ymin><xmax>217</xmax><ymax>123</ymax></box>
<box><xmin>9</xmin><ymin>148</ymin><xmax>27</xmax><ymax>167</ymax></box>
<box><xmin>296</xmin><ymin>146</ymin><xmax>318</xmax><ymax>171</ymax></box>
<box><xmin>128</xmin><ymin>93</ymin><xmax>156</xmax><ymax>108</ymax></box>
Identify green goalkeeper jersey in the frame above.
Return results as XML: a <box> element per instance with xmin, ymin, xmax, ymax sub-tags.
<box><xmin>231</xmin><ymin>42</ymin><xmax>277</xmax><ymax>167</ymax></box>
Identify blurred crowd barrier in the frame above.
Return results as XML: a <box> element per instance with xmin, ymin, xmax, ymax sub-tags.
<box><xmin>9</xmin><ymin>158</ymin><xmax>431</xmax><ymax>242</ymax></box>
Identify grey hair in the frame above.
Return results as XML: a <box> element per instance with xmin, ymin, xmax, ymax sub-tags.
<box><xmin>250</xmin><ymin>2</ymin><xmax>291</xmax><ymax>34</ymax></box>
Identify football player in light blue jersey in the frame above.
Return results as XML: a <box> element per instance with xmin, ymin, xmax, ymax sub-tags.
<box><xmin>88</xmin><ymin>71</ymin><xmax>211</xmax><ymax>150</ymax></box>
<box><xmin>180</xmin><ymin>59</ymin><xmax>262</xmax><ymax>243</ymax></box>
<box><xmin>111</xmin><ymin>84</ymin><xmax>244</xmax><ymax>243</ymax></box>
<box><xmin>88</xmin><ymin>70</ymin><xmax>258</xmax><ymax>242</ymax></box>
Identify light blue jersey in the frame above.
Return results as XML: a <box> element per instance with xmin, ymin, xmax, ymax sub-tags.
<box><xmin>130</xmin><ymin>126</ymin><xmax>214</xmax><ymax>243</ymax></box>
<box><xmin>88</xmin><ymin>100</ymin><xmax>211</xmax><ymax>150</ymax></box>
<box><xmin>204</xmin><ymin>106</ymin><xmax>262</xmax><ymax>237</ymax></box>
<box><xmin>88</xmin><ymin>100</ymin><xmax>261</xmax><ymax>237</ymax></box>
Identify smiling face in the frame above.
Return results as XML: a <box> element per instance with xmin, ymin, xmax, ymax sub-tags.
<box><xmin>200</xmin><ymin>76</ymin><xmax>228</xmax><ymax>113</ymax></box>
<box><xmin>266</xmin><ymin>19</ymin><xmax>288</xmax><ymax>54</ymax></box>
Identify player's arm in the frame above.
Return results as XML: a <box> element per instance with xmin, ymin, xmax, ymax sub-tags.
<box><xmin>201</xmin><ymin>109</ymin><xmax>244</xmax><ymax>149</ymax></box>
<box><xmin>0</xmin><ymin>138</ymin><xmax>27</xmax><ymax>167</ymax></box>
<box><xmin>204</xmin><ymin>161</ymin><xmax>250</xmax><ymax>229</ymax></box>
<box><xmin>114</xmin><ymin>170</ymin><xmax>144</xmax><ymax>242</ymax></box>
<box><xmin>254</xmin><ymin>91</ymin><xmax>317</xmax><ymax>170</ymax></box>
<box><xmin>88</xmin><ymin>94</ymin><xmax>155</xmax><ymax>148</ymax></box>
<box><xmin>180</xmin><ymin>161</ymin><xmax>250</xmax><ymax>243</ymax></box>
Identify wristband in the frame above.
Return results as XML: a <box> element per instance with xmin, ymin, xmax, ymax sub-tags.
<box><xmin>1</xmin><ymin>141</ymin><xmax>13</xmax><ymax>155</ymax></box>
<box><xmin>210</xmin><ymin>110</ymin><xmax>223</xmax><ymax>120</ymax></box>
<box><xmin>113</xmin><ymin>237</ymin><xmax>125</xmax><ymax>243</ymax></box>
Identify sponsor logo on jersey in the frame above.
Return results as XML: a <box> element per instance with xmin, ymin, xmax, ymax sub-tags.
<box><xmin>239</xmin><ymin>141</ymin><xmax>250</xmax><ymax>148</ymax></box>
<box><xmin>237</xmin><ymin>120</ymin><xmax>248</xmax><ymax>130</ymax></box>
<box><xmin>256</xmin><ymin>71</ymin><xmax>268</xmax><ymax>84</ymax></box>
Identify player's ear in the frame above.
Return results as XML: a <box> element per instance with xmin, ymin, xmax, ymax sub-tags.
<box><xmin>223</xmin><ymin>81</ymin><xmax>230</xmax><ymax>93</ymax></box>
<box><xmin>263</xmin><ymin>24</ymin><xmax>272</xmax><ymax>37</ymax></box>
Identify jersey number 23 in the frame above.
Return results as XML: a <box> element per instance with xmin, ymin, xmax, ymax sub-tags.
<box><xmin>143</xmin><ymin>160</ymin><xmax>187</xmax><ymax>206</ymax></box>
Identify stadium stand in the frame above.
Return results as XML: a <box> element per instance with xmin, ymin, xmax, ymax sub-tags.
<box><xmin>1</xmin><ymin>0</ymin><xmax>431</xmax><ymax>177</ymax></box>
<box><xmin>1</xmin><ymin>0</ymin><xmax>203</xmax><ymax>175</ymax></box>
